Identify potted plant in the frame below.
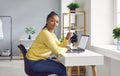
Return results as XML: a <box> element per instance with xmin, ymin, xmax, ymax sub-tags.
<box><xmin>67</xmin><ymin>2</ymin><xmax>80</xmax><ymax>12</ymax></box>
<box><xmin>112</xmin><ymin>27</ymin><xmax>120</xmax><ymax>50</ymax></box>
<box><xmin>25</xmin><ymin>27</ymin><xmax>35</xmax><ymax>39</ymax></box>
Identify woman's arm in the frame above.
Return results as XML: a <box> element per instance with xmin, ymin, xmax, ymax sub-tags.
<box><xmin>41</xmin><ymin>30</ymin><xmax>67</xmax><ymax>56</ymax></box>
<box><xmin>54</xmin><ymin>32</ymin><xmax>72</xmax><ymax>47</ymax></box>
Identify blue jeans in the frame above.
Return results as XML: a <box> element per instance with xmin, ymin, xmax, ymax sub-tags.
<box><xmin>27</xmin><ymin>59</ymin><xmax>67</xmax><ymax>76</ymax></box>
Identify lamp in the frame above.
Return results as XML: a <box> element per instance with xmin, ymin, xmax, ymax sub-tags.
<box><xmin>0</xmin><ymin>18</ymin><xmax>3</xmax><ymax>40</ymax></box>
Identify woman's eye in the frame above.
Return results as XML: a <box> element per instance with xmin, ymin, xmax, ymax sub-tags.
<box><xmin>56</xmin><ymin>21</ymin><xmax>59</xmax><ymax>23</ymax></box>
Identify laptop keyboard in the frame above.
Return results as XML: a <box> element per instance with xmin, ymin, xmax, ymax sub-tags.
<box><xmin>67</xmin><ymin>48</ymin><xmax>85</xmax><ymax>53</ymax></box>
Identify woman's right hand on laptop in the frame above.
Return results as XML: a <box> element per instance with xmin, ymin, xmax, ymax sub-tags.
<box><xmin>65</xmin><ymin>46</ymin><xmax>71</xmax><ymax>52</ymax></box>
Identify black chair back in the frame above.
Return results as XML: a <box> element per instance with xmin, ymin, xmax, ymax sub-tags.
<box><xmin>18</xmin><ymin>44</ymin><xmax>51</xmax><ymax>76</ymax></box>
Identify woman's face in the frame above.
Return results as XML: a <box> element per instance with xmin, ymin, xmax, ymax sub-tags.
<box><xmin>47</xmin><ymin>15</ymin><xmax>59</xmax><ymax>31</ymax></box>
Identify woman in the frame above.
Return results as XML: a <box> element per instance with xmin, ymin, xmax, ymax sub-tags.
<box><xmin>26</xmin><ymin>11</ymin><xmax>71</xmax><ymax>76</ymax></box>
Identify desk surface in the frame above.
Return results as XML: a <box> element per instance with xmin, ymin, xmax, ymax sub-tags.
<box><xmin>58</xmin><ymin>50</ymin><xmax>104</xmax><ymax>66</ymax></box>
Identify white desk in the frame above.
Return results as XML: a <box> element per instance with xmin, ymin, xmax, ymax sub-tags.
<box><xmin>58</xmin><ymin>50</ymin><xmax>104</xmax><ymax>76</ymax></box>
<box><xmin>19</xmin><ymin>39</ymin><xmax>34</xmax><ymax>57</ymax></box>
<box><xmin>19</xmin><ymin>39</ymin><xmax>35</xmax><ymax>49</ymax></box>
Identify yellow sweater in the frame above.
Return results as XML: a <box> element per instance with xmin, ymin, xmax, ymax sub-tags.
<box><xmin>26</xmin><ymin>28</ymin><xmax>68</xmax><ymax>60</ymax></box>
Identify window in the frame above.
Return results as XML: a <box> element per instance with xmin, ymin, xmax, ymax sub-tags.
<box><xmin>0</xmin><ymin>18</ymin><xmax>3</xmax><ymax>39</ymax></box>
<box><xmin>117</xmin><ymin>0</ymin><xmax>120</xmax><ymax>26</ymax></box>
<box><xmin>91</xmin><ymin>0</ymin><xmax>113</xmax><ymax>45</ymax></box>
<box><xmin>115</xmin><ymin>0</ymin><xmax>120</xmax><ymax>26</ymax></box>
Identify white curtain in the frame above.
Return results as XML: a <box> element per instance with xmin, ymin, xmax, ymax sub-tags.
<box><xmin>0</xmin><ymin>18</ymin><xmax>3</xmax><ymax>39</ymax></box>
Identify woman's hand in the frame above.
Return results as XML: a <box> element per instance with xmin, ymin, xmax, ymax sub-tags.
<box><xmin>65</xmin><ymin>46</ymin><xmax>71</xmax><ymax>52</ymax></box>
<box><xmin>66</xmin><ymin>32</ymin><xmax>72</xmax><ymax>40</ymax></box>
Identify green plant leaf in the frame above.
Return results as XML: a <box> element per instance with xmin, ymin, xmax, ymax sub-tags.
<box><xmin>112</xmin><ymin>27</ymin><xmax>120</xmax><ymax>39</ymax></box>
<box><xmin>25</xmin><ymin>27</ymin><xmax>35</xmax><ymax>35</ymax></box>
<box><xmin>67</xmin><ymin>2</ymin><xmax>80</xmax><ymax>10</ymax></box>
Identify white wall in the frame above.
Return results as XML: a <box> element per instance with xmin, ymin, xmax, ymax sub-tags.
<box><xmin>90</xmin><ymin>0</ymin><xmax>120</xmax><ymax>76</ymax></box>
<box><xmin>90</xmin><ymin>45</ymin><xmax>120</xmax><ymax>76</ymax></box>
<box><xmin>61</xmin><ymin>0</ymin><xmax>75</xmax><ymax>13</ymax></box>
<box><xmin>110</xmin><ymin>58</ymin><xmax>120</xmax><ymax>76</ymax></box>
<box><xmin>77</xmin><ymin>0</ymin><xmax>91</xmax><ymax>47</ymax></box>
<box><xmin>91</xmin><ymin>0</ymin><xmax>114</xmax><ymax>45</ymax></box>
<box><xmin>0</xmin><ymin>0</ymin><xmax>60</xmax><ymax>55</ymax></box>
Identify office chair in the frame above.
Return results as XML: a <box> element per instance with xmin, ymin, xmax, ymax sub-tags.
<box><xmin>18</xmin><ymin>44</ymin><xmax>53</xmax><ymax>76</ymax></box>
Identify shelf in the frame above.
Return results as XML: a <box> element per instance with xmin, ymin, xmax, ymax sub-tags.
<box><xmin>0</xmin><ymin>56</ymin><xmax>23</xmax><ymax>60</ymax></box>
<box><xmin>19</xmin><ymin>39</ymin><xmax>35</xmax><ymax>41</ymax></box>
<box><xmin>62</xmin><ymin>10</ymin><xmax>86</xmax><ymax>39</ymax></box>
<box><xmin>63</xmin><ymin>26</ymin><xmax>84</xmax><ymax>30</ymax></box>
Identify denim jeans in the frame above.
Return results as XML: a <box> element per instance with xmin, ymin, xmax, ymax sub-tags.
<box><xmin>27</xmin><ymin>59</ymin><xmax>67</xmax><ymax>76</ymax></box>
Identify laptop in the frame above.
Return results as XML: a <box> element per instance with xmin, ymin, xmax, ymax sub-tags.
<box><xmin>67</xmin><ymin>35</ymin><xmax>89</xmax><ymax>53</ymax></box>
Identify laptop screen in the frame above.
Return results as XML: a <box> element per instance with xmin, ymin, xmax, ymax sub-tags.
<box><xmin>78</xmin><ymin>35</ymin><xmax>89</xmax><ymax>49</ymax></box>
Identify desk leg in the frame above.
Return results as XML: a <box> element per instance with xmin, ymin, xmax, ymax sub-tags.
<box><xmin>77</xmin><ymin>66</ymin><xmax>80</xmax><ymax>76</ymax></box>
<box><xmin>92</xmin><ymin>65</ymin><xmax>97</xmax><ymax>76</ymax></box>
<box><xmin>67</xmin><ymin>67</ymin><xmax>72</xmax><ymax>76</ymax></box>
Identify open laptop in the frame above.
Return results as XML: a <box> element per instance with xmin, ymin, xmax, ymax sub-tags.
<box><xmin>68</xmin><ymin>35</ymin><xmax>89</xmax><ymax>53</ymax></box>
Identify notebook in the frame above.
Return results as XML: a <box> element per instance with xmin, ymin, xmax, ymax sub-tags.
<box><xmin>67</xmin><ymin>35</ymin><xmax>89</xmax><ymax>53</ymax></box>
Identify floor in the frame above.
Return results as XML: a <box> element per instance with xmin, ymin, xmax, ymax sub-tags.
<box><xmin>0</xmin><ymin>57</ymin><xmax>81</xmax><ymax>76</ymax></box>
<box><xmin>0</xmin><ymin>59</ymin><xmax>26</xmax><ymax>76</ymax></box>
